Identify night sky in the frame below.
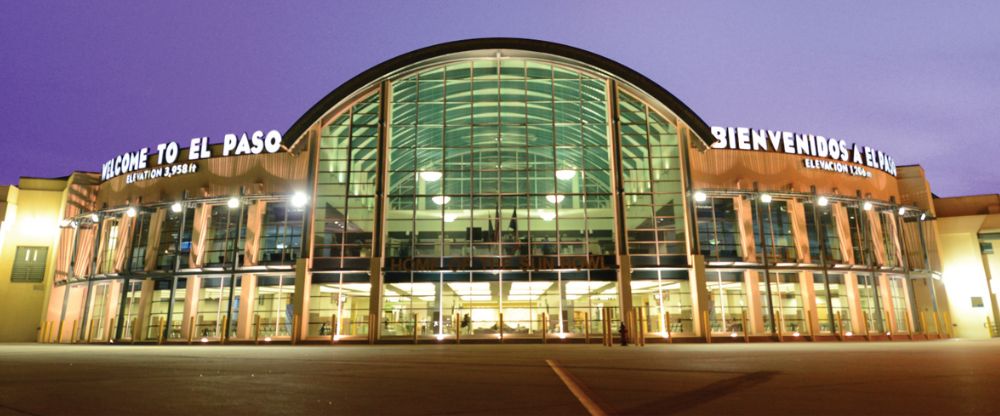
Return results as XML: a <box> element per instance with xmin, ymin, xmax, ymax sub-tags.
<box><xmin>2</xmin><ymin>2</ymin><xmax>997</xmax><ymax>197</ymax></box>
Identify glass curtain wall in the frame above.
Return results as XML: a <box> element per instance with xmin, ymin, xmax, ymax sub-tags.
<box><xmin>128</xmin><ymin>212</ymin><xmax>151</xmax><ymax>272</ymax></box>
<box><xmin>706</xmin><ymin>271</ymin><xmax>748</xmax><ymax>334</ymax></box>
<box><xmin>307</xmin><ymin>273</ymin><xmax>371</xmax><ymax>338</ymax></box>
<box><xmin>630</xmin><ymin>270</ymin><xmax>692</xmax><ymax>336</ymax></box>
<box><xmin>86</xmin><ymin>283</ymin><xmax>112</xmax><ymax>341</ymax></box>
<box><xmin>203</xmin><ymin>205</ymin><xmax>247</xmax><ymax>267</ymax></box>
<box><xmin>385</xmin><ymin>59</ymin><xmax>614</xmax><ymax>271</ymax></box>
<box><xmin>99</xmin><ymin>219</ymin><xmax>120</xmax><ymax>273</ymax></box>
<box><xmin>618</xmin><ymin>91</ymin><xmax>686</xmax><ymax>267</ymax></box>
<box><xmin>258</xmin><ymin>203</ymin><xmax>304</xmax><ymax>265</ymax></box>
<box><xmin>761</xmin><ymin>272</ymin><xmax>805</xmax><ymax>334</ymax></box>
<box><xmin>314</xmin><ymin>93</ymin><xmax>380</xmax><ymax>270</ymax></box>
<box><xmin>889</xmin><ymin>276</ymin><xmax>910</xmax><ymax>333</ymax></box>
<box><xmin>804</xmin><ymin>202</ymin><xmax>842</xmax><ymax>264</ymax></box>
<box><xmin>878</xmin><ymin>212</ymin><xmax>900</xmax><ymax>268</ymax></box>
<box><xmin>146</xmin><ymin>279</ymin><xmax>172</xmax><ymax>340</ymax></box>
<box><xmin>753</xmin><ymin>201</ymin><xmax>797</xmax><ymax>263</ymax></box>
<box><xmin>155</xmin><ymin>207</ymin><xmax>194</xmax><ymax>271</ymax></box>
<box><xmin>856</xmin><ymin>274</ymin><xmax>883</xmax><ymax>333</ymax></box>
<box><xmin>120</xmin><ymin>280</ymin><xmax>143</xmax><ymax>340</ymax></box>
<box><xmin>194</xmin><ymin>277</ymin><xmax>238</xmax><ymax>339</ymax></box>
<box><xmin>254</xmin><ymin>275</ymin><xmax>296</xmax><ymax>338</ymax></box>
<box><xmin>813</xmin><ymin>274</ymin><xmax>851</xmax><ymax>333</ymax></box>
<box><xmin>695</xmin><ymin>197</ymin><xmax>742</xmax><ymax>261</ymax></box>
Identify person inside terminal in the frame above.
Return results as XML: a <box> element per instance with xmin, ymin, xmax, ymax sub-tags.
<box><xmin>1</xmin><ymin>38</ymin><xmax>997</xmax><ymax>345</ymax></box>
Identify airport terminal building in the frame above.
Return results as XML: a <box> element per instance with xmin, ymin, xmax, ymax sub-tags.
<box><xmin>3</xmin><ymin>38</ymin><xmax>996</xmax><ymax>345</ymax></box>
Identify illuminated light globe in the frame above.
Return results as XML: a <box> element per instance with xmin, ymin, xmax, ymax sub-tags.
<box><xmin>291</xmin><ymin>191</ymin><xmax>308</xmax><ymax>208</ymax></box>
<box><xmin>435</xmin><ymin>334</ymin><xmax>445</xmax><ymax>341</ymax></box>
<box><xmin>792</xmin><ymin>331</ymin><xmax>801</xmax><ymax>337</ymax></box>
<box><xmin>431</xmin><ymin>196</ymin><xmax>451</xmax><ymax>205</ymax></box>
<box><xmin>693</xmin><ymin>191</ymin><xmax>708</xmax><ymax>202</ymax></box>
<box><xmin>759</xmin><ymin>193</ymin><xmax>772</xmax><ymax>203</ymax></box>
<box><xmin>227</xmin><ymin>197</ymin><xmax>240</xmax><ymax>209</ymax></box>
<box><xmin>898</xmin><ymin>207</ymin><xmax>907</xmax><ymax>215</ymax></box>
<box><xmin>538</xmin><ymin>211</ymin><xmax>556</xmax><ymax>221</ymax></box>
<box><xmin>555</xmin><ymin>170</ymin><xmax>576</xmax><ymax>180</ymax></box>
<box><xmin>557</xmin><ymin>333</ymin><xmax>568</xmax><ymax>339</ymax></box>
<box><xmin>817</xmin><ymin>196</ymin><xmax>829</xmax><ymax>207</ymax></box>
<box><xmin>920</xmin><ymin>213</ymin><xmax>927</xmax><ymax>221</ymax></box>
<box><xmin>200</xmin><ymin>337</ymin><xmax>209</xmax><ymax>343</ymax></box>
<box><xmin>730</xmin><ymin>332</ymin><xmax>739</xmax><ymax>338</ymax></box>
<box><xmin>419</xmin><ymin>171</ymin><xmax>442</xmax><ymax>182</ymax></box>
<box><xmin>845</xmin><ymin>331</ymin><xmax>853</xmax><ymax>337</ymax></box>
<box><xmin>126</xmin><ymin>207</ymin><xmax>137</xmax><ymax>217</ymax></box>
<box><xmin>171</xmin><ymin>202</ymin><xmax>183</xmax><ymax>213</ymax></box>
<box><xmin>264</xmin><ymin>336</ymin><xmax>272</xmax><ymax>343</ymax></box>
<box><xmin>443</xmin><ymin>214</ymin><xmax>457</xmax><ymax>223</ymax></box>
<box><xmin>545</xmin><ymin>194</ymin><xmax>565</xmax><ymax>204</ymax></box>
<box><xmin>863</xmin><ymin>201</ymin><xmax>873</xmax><ymax>211</ymax></box>
<box><xmin>90</xmin><ymin>213</ymin><xmax>100</xmax><ymax>222</ymax></box>
<box><xmin>660</xmin><ymin>332</ymin><xmax>670</xmax><ymax>339</ymax></box>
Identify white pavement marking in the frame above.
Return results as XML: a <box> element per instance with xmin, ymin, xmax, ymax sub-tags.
<box><xmin>546</xmin><ymin>359</ymin><xmax>608</xmax><ymax>416</ymax></box>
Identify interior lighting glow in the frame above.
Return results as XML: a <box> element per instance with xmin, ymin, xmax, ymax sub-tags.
<box><xmin>730</xmin><ymin>332</ymin><xmax>739</xmax><ymax>338</ymax></box>
<box><xmin>693</xmin><ymin>191</ymin><xmax>708</xmax><ymax>202</ymax></box>
<box><xmin>291</xmin><ymin>192</ymin><xmax>309</xmax><ymax>208</ymax></box>
<box><xmin>443</xmin><ymin>213</ymin><xmax>457</xmax><ymax>223</ymax></box>
<box><xmin>759</xmin><ymin>193</ymin><xmax>772</xmax><ymax>203</ymax></box>
<box><xmin>557</xmin><ymin>333</ymin><xmax>567</xmax><ymax>339</ymax></box>
<box><xmin>792</xmin><ymin>331</ymin><xmax>801</xmax><ymax>337</ymax></box>
<box><xmin>863</xmin><ymin>201</ymin><xmax>873</xmax><ymax>211</ymax></box>
<box><xmin>126</xmin><ymin>207</ymin><xmax>137</xmax><ymax>218</ymax></box>
<box><xmin>432</xmin><ymin>196</ymin><xmax>451</xmax><ymax>205</ymax></box>
<box><xmin>817</xmin><ymin>196</ymin><xmax>829</xmax><ymax>207</ymax></box>
<box><xmin>435</xmin><ymin>334</ymin><xmax>445</xmax><ymax>341</ymax></box>
<box><xmin>200</xmin><ymin>337</ymin><xmax>209</xmax><ymax>343</ymax></box>
<box><xmin>845</xmin><ymin>331</ymin><xmax>853</xmax><ymax>337</ymax></box>
<box><xmin>545</xmin><ymin>194</ymin><xmax>565</xmax><ymax>204</ymax></box>
<box><xmin>419</xmin><ymin>171</ymin><xmax>443</xmax><ymax>182</ymax></box>
<box><xmin>264</xmin><ymin>336</ymin><xmax>272</xmax><ymax>343</ymax></box>
<box><xmin>555</xmin><ymin>170</ymin><xmax>577</xmax><ymax>180</ymax></box>
<box><xmin>171</xmin><ymin>202</ymin><xmax>183</xmax><ymax>213</ymax></box>
<box><xmin>227</xmin><ymin>197</ymin><xmax>240</xmax><ymax>209</ymax></box>
<box><xmin>660</xmin><ymin>331</ymin><xmax>670</xmax><ymax>339</ymax></box>
<box><xmin>538</xmin><ymin>211</ymin><xmax>556</xmax><ymax>221</ymax></box>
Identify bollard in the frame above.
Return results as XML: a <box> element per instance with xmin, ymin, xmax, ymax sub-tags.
<box><xmin>742</xmin><ymin>310</ymin><xmax>750</xmax><ymax>343</ymax></box>
<box><xmin>665</xmin><ymin>311</ymin><xmax>672</xmax><ymax>344</ymax></box>
<box><xmin>806</xmin><ymin>313</ymin><xmax>816</xmax><ymax>342</ymax></box>
<box><xmin>584</xmin><ymin>312</ymin><xmax>590</xmax><ymax>344</ymax></box>
<box><xmin>499</xmin><ymin>313</ymin><xmax>504</xmax><ymax>344</ymax></box>
<box><xmin>541</xmin><ymin>313</ymin><xmax>547</xmax><ymax>344</ymax></box>
<box><xmin>454</xmin><ymin>313</ymin><xmax>460</xmax><ymax>344</ymax></box>
<box><xmin>884</xmin><ymin>311</ymin><xmax>893</xmax><ymax>340</ymax></box>
<box><xmin>776</xmin><ymin>315</ymin><xmax>784</xmax><ymax>342</ymax></box>
<box><xmin>130</xmin><ymin>317</ymin><xmax>138</xmax><ymax>344</ymax></box>
<box><xmin>836</xmin><ymin>312</ymin><xmax>845</xmax><ymax>342</ymax></box>
<box><xmin>602</xmin><ymin>307</ymin><xmax>610</xmax><ymax>347</ymax></box>
<box><xmin>254</xmin><ymin>314</ymin><xmax>261</xmax><ymax>345</ymax></box>
<box><xmin>638</xmin><ymin>307</ymin><xmax>645</xmax><ymax>347</ymax></box>
<box><xmin>71</xmin><ymin>320</ymin><xmax>78</xmax><ymax>344</ymax></box>
<box><xmin>87</xmin><ymin>319</ymin><xmax>96</xmax><ymax>344</ymax></box>
<box><xmin>330</xmin><ymin>313</ymin><xmax>337</xmax><ymax>344</ymax></box>
<box><xmin>933</xmin><ymin>312</ymin><xmax>944</xmax><ymax>339</ymax></box>
<box><xmin>861</xmin><ymin>313</ymin><xmax>871</xmax><ymax>342</ymax></box>
<box><xmin>108</xmin><ymin>317</ymin><xmax>116</xmax><ymax>342</ymax></box>
<box><xmin>188</xmin><ymin>316</ymin><xmax>195</xmax><ymax>344</ymax></box>
<box><xmin>919</xmin><ymin>312</ymin><xmax>929</xmax><ymax>339</ymax></box>
<box><xmin>221</xmin><ymin>315</ymin><xmax>229</xmax><ymax>344</ymax></box>
<box><xmin>988</xmin><ymin>316</ymin><xmax>995</xmax><ymax>338</ymax></box>
<box><xmin>944</xmin><ymin>312</ymin><xmax>954</xmax><ymax>338</ymax></box>
<box><xmin>41</xmin><ymin>321</ymin><xmax>49</xmax><ymax>343</ymax></box>
<box><xmin>905</xmin><ymin>311</ymin><xmax>914</xmax><ymax>340</ymax></box>
<box><xmin>413</xmin><ymin>314</ymin><xmax>419</xmax><ymax>345</ymax></box>
<box><xmin>702</xmin><ymin>310</ymin><xmax>711</xmax><ymax>344</ymax></box>
<box><xmin>157</xmin><ymin>317</ymin><xmax>165</xmax><ymax>345</ymax></box>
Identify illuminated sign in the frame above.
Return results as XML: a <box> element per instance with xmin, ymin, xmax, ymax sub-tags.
<box><xmin>709</xmin><ymin>126</ymin><xmax>896</xmax><ymax>176</ymax></box>
<box><xmin>101</xmin><ymin>130</ymin><xmax>283</xmax><ymax>181</ymax></box>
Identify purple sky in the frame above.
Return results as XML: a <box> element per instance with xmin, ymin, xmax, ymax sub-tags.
<box><xmin>2</xmin><ymin>2</ymin><xmax>997</xmax><ymax>197</ymax></box>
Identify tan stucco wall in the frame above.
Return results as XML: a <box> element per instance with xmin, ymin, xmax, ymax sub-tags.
<box><xmin>936</xmin><ymin>215</ymin><xmax>994</xmax><ymax>338</ymax></box>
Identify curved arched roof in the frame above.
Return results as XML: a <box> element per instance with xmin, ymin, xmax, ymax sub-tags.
<box><xmin>283</xmin><ymin>38</ymin><xmax>713</xmax><ymax>148</ymax></box>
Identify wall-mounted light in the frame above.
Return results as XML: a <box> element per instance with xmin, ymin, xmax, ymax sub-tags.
<box><xmin>227</xmin><ymin>197</ymin><xmax>240</xmax><ymax>209</ymax></box>
<box><xmin>170</xmin><ymin>202</ymin><xmax>183</xmax><ymax>213</ymax></box>
<box><xmin>693</xmin><ymin>191</ymin><xmax>707</xmax><ymax>202</ymax></box>
<box><xmin>419</xmin><ymin>171</ymin><xmax>442</xmax><ymax>182</ymax></box>
<box><xmin>920</xmin><ymin>213</ymin><xmax>927</xmax><ymax>221</ymax></box>
<box><xmin>90</xmin><ymin>213</ymin><xmax>100</xmax><ymax>222</ymax></box>
<box><xmin>863</xmin><ymin>201</ymin><xmax>873</xmax><ymax>211</ymax></box>
<box><xmin>125</xmin><ymin>207</ymin><xmax>137</xmax><ymax>218</ymax></box>
<box><xmin>898</xmin><ymin>207</ymin><xmax>906</xmax><ymax>216</ymax></box>
<box><xmin>817</xmin><ymin>196</ymin><xmax>829</xmax><ymax>207</ymax></box>
<box><xmin>291</xmin><ymin>191</ymin><xmax>309</xmax><ymax>208</ymax></box>
<box><xmin>759</xmin><ymin>193</ymin><xmax>773</xmax><ymax>203</ymax></box>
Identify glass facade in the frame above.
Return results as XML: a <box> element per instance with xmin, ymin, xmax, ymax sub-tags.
<box><xmin>46</xmin><ymin>46</ymin><xmax>936</xmax><ymax>346</ymax></box>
